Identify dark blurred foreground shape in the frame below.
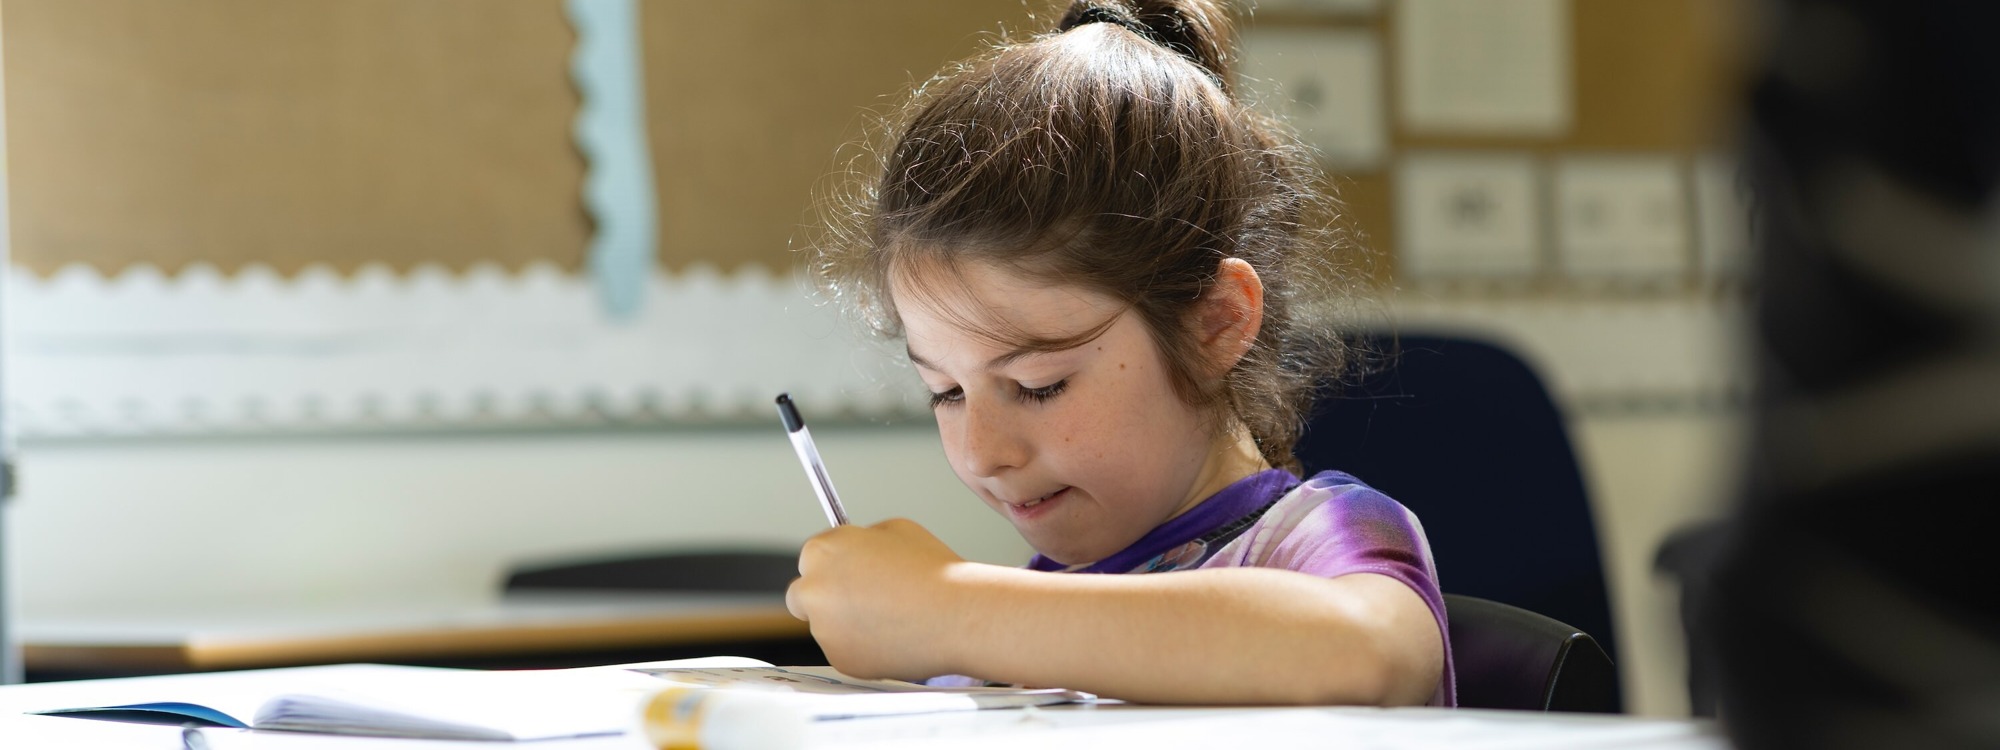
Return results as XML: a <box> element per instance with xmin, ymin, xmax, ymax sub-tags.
<box><xmin>1299</xmin><ymin>333</ymin><xmax>1622</xmax><ymax>712</ymax></box>
<box><xmin>1704</xmin><ymin>0</ymin><xmax>2000</xmax><ymax>747</ymax></box>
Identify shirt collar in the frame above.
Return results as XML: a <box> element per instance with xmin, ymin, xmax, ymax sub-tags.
<box><xmin>1028</xmin><ymin>468</ymin><xmax>1300</xmax><ymax>573</ymax></box>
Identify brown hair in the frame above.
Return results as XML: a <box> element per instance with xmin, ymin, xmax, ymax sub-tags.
<box><xmin>809</xmin><ymin>0</ymin><xmax>1369</xmax><ymax>472</ymax></box>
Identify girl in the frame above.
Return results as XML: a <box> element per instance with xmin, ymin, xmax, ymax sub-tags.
<box><xmin>788</xmin><ymin>0</ymin><xmax>1453</xmax><ymax>706</ymax></box>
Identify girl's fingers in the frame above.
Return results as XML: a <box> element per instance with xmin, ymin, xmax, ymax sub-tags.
<box><xmin>784</xmin><ymin>578</ymin><xmax>808</xmax><ymax>621</ymax></box>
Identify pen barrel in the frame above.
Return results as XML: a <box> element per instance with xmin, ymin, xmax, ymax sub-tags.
<box><xmin>786</xmin><ymin>428</ymin><xmax>848</xmax><ymax>526</ymax></box>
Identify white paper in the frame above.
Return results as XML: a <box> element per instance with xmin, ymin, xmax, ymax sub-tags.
<box><xmin>1248</xmin><ymin>0</ymin><xmax>1381</xmax><ymax>15</ymax></box>
<box><xmin>1397</xmin><ymin>152</ymin><xmax>1543</xmax><ymax>278</ymax></box>
<box><xmin>1693</xmin><ymin>154</ymin><xmax>1751</xmax><ymax>279</ymax></box>
<box><xmin>1553</xmin><ymin>155</ymin><xmax>1689</xmax><ymax>279</ymax></box>
<box><xmin>1397</xmin><ymin>0</ymin><xmax>1572</xmax><ymax>135</ymax></box>
<box><xmin>1240</xmin><ymin>28</ymin><xmax>1387</xmax><ymax>169</ymax></box>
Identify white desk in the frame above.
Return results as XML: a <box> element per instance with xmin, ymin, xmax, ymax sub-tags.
<box><xmin>0</xmin><ymin>664</ymin><xmax>1729</xmax><ymax>749</ymax></box>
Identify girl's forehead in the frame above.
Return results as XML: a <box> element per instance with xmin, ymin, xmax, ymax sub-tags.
<box><xmin>892</xmin><ymin>259</ymin><xmax>1116</xmax><ymax>321</ymax></box>
<box><xmin>889</xmin><ymin>259</ymin><xmax>1125</xmax><ymax>362</ymax></box>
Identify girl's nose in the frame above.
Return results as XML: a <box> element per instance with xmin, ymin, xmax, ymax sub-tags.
<box><xmin>958</xmin><ymin>397</ymin><xmax>1030</xmax><ymax>477</ymax></box>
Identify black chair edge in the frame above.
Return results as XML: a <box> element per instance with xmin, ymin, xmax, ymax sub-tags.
<box><xmin>1444</xmin><ymin>593</ymin><xmax>1620</xmax><ymax>713</ymax></box>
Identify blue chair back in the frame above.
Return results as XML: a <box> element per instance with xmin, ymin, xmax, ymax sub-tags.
<box><xmin>1294</xmin><ymin>333</ymin><xmax>1621</xmax><ymax>710</ymax></box>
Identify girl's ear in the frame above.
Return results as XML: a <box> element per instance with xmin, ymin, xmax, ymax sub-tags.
<box><xmin>1196</xmin><ymin>258</ymin><xmax>1264</xmax><ymax>376</ymax></box>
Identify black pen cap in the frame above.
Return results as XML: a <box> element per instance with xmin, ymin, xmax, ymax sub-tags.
<box><xmin>775</xmin><ymin>393</ymin><xmax>805</xmax><ymax>433</ymax></box>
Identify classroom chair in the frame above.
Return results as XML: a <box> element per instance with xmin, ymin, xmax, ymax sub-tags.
<box><xmin>1293</xmin><ymin>332</ymin><xmax>1623</xmax><ymax>711</ymax></box>
<box><xmin>1445</xmin><ymin>593</ymin><xmax>1620</xmax><ymax>712</ymax></box>
<box><xmin>503</xmin><ymin>548</ymin><xmax>825</xmax><ymax>666</ymax></box>
<box><xmin>505</xmin><ymin>549</ymin><xmax>800</xmax><ymax>594</ymax></box>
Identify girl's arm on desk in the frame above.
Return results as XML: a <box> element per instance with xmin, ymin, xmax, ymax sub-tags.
<box><xmin>785</xmin><ymin>519</ymin><xmax>1444</xmax><ymax>707</ymax></box>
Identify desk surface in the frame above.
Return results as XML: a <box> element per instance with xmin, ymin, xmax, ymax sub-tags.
<box><xmin>0</xmin><ymin>664</ymin><xmax>1728</xmax><ymax>749</ymax></box>
<box><xmin>21</xmin><ymin>592</ymin><xmax>806</xmax><ymax>672</ymax></box>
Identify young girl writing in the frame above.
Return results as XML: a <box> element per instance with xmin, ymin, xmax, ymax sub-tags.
<box><xmin>787</xmin><ymin>0</ymin><xmax>1454</xmax><ymax>706</ymax></box>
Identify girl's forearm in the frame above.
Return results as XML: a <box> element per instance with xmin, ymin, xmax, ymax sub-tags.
<box><xmin>932</xmin><ymin>564</ymin><xmax>1442</xmax><ymax>706</ymax></box>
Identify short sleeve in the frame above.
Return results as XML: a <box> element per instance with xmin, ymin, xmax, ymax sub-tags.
<box><xmin>1201</xmin><ymin>476</ymin><xmax>1457</xmax><ymax>706</ymax></box>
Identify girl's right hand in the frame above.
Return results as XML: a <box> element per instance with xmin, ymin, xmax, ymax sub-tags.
<box><xmin>786</xmin><ymin>518</ymin><xmax>974</xmax><ymax>680</ymax></box>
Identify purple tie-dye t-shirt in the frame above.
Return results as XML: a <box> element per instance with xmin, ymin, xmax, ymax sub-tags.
<box><xmin>932</xmin><ymin>469</ymin><xmax>1457</xmax><ymax>707</ymax></box>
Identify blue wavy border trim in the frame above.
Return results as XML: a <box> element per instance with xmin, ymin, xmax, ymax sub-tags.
<box><xmin>566</xmin><ymin>0</ymin><xmax>658</xmax><ymax>319</ymax></box>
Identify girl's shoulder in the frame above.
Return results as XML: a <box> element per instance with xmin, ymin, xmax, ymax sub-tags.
<box><xmin>1208</xmin><ymin>469</ymin><xmax>1434</xmax><ymax>573</ymax></box>
<box><xmin>1271</xmin><ymin>470</ymin><xmax>1418</xmax><ymax>525</ymax></box>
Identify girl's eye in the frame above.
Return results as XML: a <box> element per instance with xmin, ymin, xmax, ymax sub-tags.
<box><xmin>927</xmin><ymin>386</ymin><xmax>964</xmax><ymax>409</ymax></box>
<box><xmin>1016</xmin><ymin>379</ymin><xmax>1069</xmax><ymax>404</ymax></box>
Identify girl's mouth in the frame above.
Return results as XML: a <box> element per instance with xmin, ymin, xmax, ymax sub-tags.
<box><xmin>1007</xmin><ymin>487</ymin><xmax>1070</xmax><ymax>518</ymax></box>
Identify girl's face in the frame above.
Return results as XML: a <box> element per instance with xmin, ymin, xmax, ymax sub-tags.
<box><xmin>894</xmin><ymin>261</ymin><xmax>1227</xmax><ymax>565</ymax></box>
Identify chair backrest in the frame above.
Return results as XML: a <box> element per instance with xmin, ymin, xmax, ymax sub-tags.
<box><xmin>1445</xmin><ymin>594</ymin><xmax>1619</xmax><ymax>712</ymax></box>
<box><xmin>1294</xmin><ymin>333</ymin><xmax>1620</xmax><ymax>709</ymax></box>
<box><xmin>505</xmin><ymin>549</ymin><xmax>800</xmax><ymax>594</ymax></box>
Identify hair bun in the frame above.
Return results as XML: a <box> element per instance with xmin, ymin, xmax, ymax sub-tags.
<box><xmin>1058</xmin><ymin>3</ymin><xmax>1151</xmax><ymax>36</ymax></box>
<box><xmin>1057</xmin><ymin>0</ymin><xmax>1235</xmax><ymax>94</ymax></box>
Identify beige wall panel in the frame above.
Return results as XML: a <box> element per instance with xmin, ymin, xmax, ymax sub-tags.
<box><xmin>643</xmin><ymin>0</ymin><xmax>1037</xmax><ymax>272</ymax></box>
<box><xmin>3</xmin><ymin>0</ymin><xmax>585</xmax><ymax>276</ymax></box>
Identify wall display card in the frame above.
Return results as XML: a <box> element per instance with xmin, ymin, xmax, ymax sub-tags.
<box><xmin>1693</xmin><ymin>154</ymin><xmax>1751</xmax><ymax>279</ymax></box>
<box><xmin>1396</xmin><ymin>152</ymin><xmax>1543</xmax><ymax>279</ymax></box>
<box><xmin>1396</xmin><ymin>0</ymin><xmax>1572</xmax><ymax>135</ymax></box>
<box><xmin>1553</xmin><ymin>155</ymin><xmax>1690</xmax><ymax>279</ymax></box>
<box><xmin>1240</xmin><ymin>28</ymin><xmax>1387</xmax><ymax>170</ymax></box>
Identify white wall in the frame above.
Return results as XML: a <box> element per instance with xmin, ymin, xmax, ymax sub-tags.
<box><xmin>1570</xmin><ymin>409</ymin><xmax>1742</xmax><ymax>717</ymax></box>
<box><xmin>5</xmin><ymin>426</ymin><xmax>1030</xmax><ymax>615</ymax></box>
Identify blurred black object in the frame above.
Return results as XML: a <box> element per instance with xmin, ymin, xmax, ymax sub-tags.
<box><xmin>507</xmin><ymin>549</ymin><xmax>801</xmax><ymax>594</ymax></box>
<box><xmin>505</xmin><ymin>548</ymin><xmax>826</xmax><ymax>667</ymax></box>
<box><xmin>1444</xmin><ymin>594</ymin><xmax>1620</xmax><ymax>713</ymax></box>
<box><xmin>1297</xmin><ymin>333</ymin><xmax>1621</xmax><ymax>712</ymax></box>
<box><xmin>1704</xmin><ymin>0</ymin><xmax>2000</xmax><ymax>747</ymax></box>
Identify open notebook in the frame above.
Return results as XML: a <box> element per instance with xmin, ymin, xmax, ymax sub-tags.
<box><xmin>33</xmin><ymin>657</ymin><xmax>1095</xmax><ymax>741</ymax></box>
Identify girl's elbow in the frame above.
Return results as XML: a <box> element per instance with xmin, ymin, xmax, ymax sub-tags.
<box><xmin>1303</xmin><ymin>621</ymin><xmax>1442</xmax><ymax>706</ymax></box>
<box><xmin>1268</xmin><ymin>639</ymin><xmax>1409</xmax><ymax>706</ymax></box>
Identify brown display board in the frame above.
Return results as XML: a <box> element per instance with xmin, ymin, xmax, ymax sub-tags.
<box><xmin>2</xmin><ymin>0</ymin><xmax>1734</xmax><ymax>278</ymax></box>
<box><xmin>3</xmin><ymin>0</ymin><xmax>585</xmax><ymax>276</ymax></box>
<box><xmin>1</xmin><ymin>0</ymin><xmax>1032</xmax><ymax>276</ymax></box>
<box><xmin>644</xmin><ymin>0</ymin><xmax>1036</xmax><ymax>272</ymax></box>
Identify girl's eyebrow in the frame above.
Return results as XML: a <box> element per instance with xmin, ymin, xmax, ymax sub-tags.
<box><xmin>905</xmin><ymin>344</ymin><xmax>1054</xmax><ymax>373</ymax></box>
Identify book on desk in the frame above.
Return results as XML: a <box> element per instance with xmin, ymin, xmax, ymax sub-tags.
<box><xmin>29</xmin><ymin>657</ymin><xmax>1094</xmax><ymax>742</ymax></box>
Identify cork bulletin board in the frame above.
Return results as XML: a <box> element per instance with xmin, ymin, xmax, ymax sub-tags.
<box><xmin>3</xmin><ymin>0</ymin><xmax>1035</xmax><ymax>277</ymax></box>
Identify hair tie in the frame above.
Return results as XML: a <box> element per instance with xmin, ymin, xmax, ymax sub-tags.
<box><xmin>1060</xmin><ymin>5</ymin><xmax>1153</xmax><ymax>40</ymax></box>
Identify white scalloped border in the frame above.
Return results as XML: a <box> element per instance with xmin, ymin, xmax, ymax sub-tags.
<box><xmin>3</xmin><ymin>263</ymin><xmax>1749</xmax><ymax>438</ymax></box>
<box><xmin>4</xmin><ymin>262</ymin><xmax>924</xmax><ymax>437</ymax></box>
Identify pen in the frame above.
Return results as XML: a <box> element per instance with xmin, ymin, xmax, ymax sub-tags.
<box><xmin>776</xmin><ymin>393</ymin><xmax>849</xmax><ymax>527</ymax></box>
